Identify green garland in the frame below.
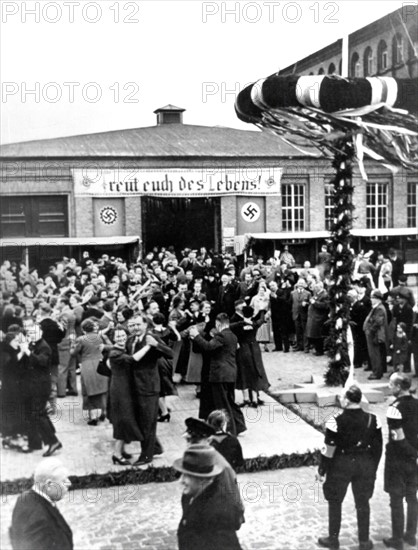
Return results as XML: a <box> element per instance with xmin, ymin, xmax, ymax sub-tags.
<box><xmin>0</xmin><ymin>451</ymin><xmax>321</xmax><ymax>496</ymax></box>
<box><xmin>324</xmin><ymin>137</ymin><xmax>356</xmax><ymax>386</ymax></box>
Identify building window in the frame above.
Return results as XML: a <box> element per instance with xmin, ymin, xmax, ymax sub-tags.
<box><xmin>392</xmin><ymin>34</ymin><xmax>404</xmax><ymax>64</ymax></box>
<box><xmin>0</xmin><ymin>196</ymin><xmax>68</xmax><ymax>238</ymax></box>
<box><xmin>407</xmin><ymin>181</ymin><xmax>418</xmax><ymax>228</ymax></box>
<box><xmin>377</xmin><ymin>40</ymin><xmax>388</xmax><ymax>72</ymax></box>
<box><xmin>351</xmin><ymin>52</ymin><xmax>361</xmax><ymax>77</ymax></box>
<box><xmin>282</xmin><ymin>184</ymin><xmax>305</xmax><ymax>232</ymax></box>
<box><xmin>363</xmin><ymin>47</ymin><xmax>373</xmax><ymax>76</ymax></box>
<box><xmin>325</xmin><ymin>184</ymin><xmax>335</xmax><ymax>231</ymax></box>
<box><xmin>328</xmin><ymin>63</ymin><xmax>336</xmax><ymax>75</ymax></box>
<box><xmin>366</xmin><ymin>183</ymin><xmax>388</xmax><ymax>229</ymax></box>
<box><xmin>318</xmin><ymin>67</ymin><xmax>325</xmax><ymax>75</ymax></box>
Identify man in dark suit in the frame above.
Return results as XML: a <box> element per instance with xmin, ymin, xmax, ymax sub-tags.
<box><xmin>19</xmin><ymin>320</ymin><xmax>62</xmax><ymax>456</ymax></box>
<box><xmin>126</xmin><ymin>313</ymin><xmax>173</xmax><ymax>466</ymax></box>
<box><xmin>290</xmin><ymin>279</ymin><xmax>312</xmax><ymax>352</ymax></box>
<box><xmin>363</xmin><ymin>290</ymin><xmax>389</xmax><ymax>380</ymax></box>
<box><xmin>190</xmin><ymin>313</ymin><xmax>246</xmax><ymax>436</ymax></box>
<box><xmin>10</xmin><ymin>458</ymin><xmax>73</xmax><ymax>550</ymax></box>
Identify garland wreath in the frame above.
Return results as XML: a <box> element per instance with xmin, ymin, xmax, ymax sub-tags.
<box><xmin>235</xmin><ymin>74</ymin><xmax>418</xmax><ymax>386</ymax></box>
<box><xmin>0</xmin><ymin>451</ymin><xmax>320</xmax><ymax>496</ymax></box>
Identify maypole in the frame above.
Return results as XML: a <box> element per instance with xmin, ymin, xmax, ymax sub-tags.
<box><xmin>235</xmin><ymin>74</ymin><xmax>418</xmax><ymax>386</ymax></box>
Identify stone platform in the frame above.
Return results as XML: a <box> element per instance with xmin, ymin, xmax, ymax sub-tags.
<box><xmin>272</xmin><ymin>374</ymin><xmax>389</xmax><ymax>406</ymax></box>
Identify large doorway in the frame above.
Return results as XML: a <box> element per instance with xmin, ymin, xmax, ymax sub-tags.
<box><xmin>142</xmin><ymin>197</ymin><xmax>220</xmax><ymax>253</ymax></box>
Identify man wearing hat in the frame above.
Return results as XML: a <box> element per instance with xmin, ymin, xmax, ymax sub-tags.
<box><xmin>363</xmin><ymin>290</ymin><xmax>389</xmax><ymax>380</ymax></box>
<box><xmin>317</xmin><ymin>385</ymin><xmax>383</xmax><ymax>550</ymax></box>
<box><xmin>183</xmin><ymin>417</ymin><xmax>243</xmax><ymax>501</ymax></box>
<box><xmin>174</xmin><ymin>443</ymin><xmax>244</xmax><ymax>550</ymax></box>
<box><xmin>291</xmin><ymin>279</ymin><xmax>312</xmax><ymax>352</ymax></box>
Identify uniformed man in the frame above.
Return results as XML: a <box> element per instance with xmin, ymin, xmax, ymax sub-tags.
<box><xmin>317</xmin><ymin>385</ymin><xmax>383</xmax><ymax>550</ymax></box>
<box><xmin>383</xmin><ymin>373</ymin><xmax>418</xmax><ymax>550</ymax></box>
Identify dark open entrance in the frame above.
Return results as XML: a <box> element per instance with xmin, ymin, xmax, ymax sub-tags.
<box><xmin>142</xmin><ymin>197</ymin><xmax>220</xmax><ymax>253</ymax></box>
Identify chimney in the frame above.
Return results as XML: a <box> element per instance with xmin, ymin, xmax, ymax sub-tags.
<box><xmin>154</xmin><ymin>104</ymin><xmax>185</xmax><ymax>125</ymax></box>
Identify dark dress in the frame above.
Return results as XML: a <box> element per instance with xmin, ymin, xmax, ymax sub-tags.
<box><xmin>0</xmin><ymin>342</ymin><xmax>24</xmax><ymax>437</ymax></box>
<box><xmin>151</xmin><ymin>327</ymin><xmax>178</xmax><ymax>397</ymax></box>
<box><xmin>230</xmin><ymin>312</ymin><xmax>270</xmax><ymax>392</ymax></box>
<box><xmin>108</xmin><ymin>347</ymin><xmax>143</xmax><ymax>443</ymax></box>
<box><xmin>211</xmin><ymin>431</ymin><xmax>244</xmax><ymax>471</ymax></box>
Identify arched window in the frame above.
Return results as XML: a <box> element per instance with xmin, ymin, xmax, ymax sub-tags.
<box><xmin>392</xmin><ymin>33</ymin><xmax>404</xmax><ymax>65</ymax></box>
<box><xmin>309</xmin><ymin>72</ymin><xmax>314</xmax><ymax>76</ymax></box>
<box><xmin>377</xmin><ymin>40</ymin><xmax>388</xmax><ymax>72</ymax></box>
<box><xmin>318</xmin><ymin>67</ymin><xmax>325</xmax><ymax>75</ymax></box>
<box><xmin>351</xmin><ymin>52</ymin><xmax>361</xmax><ymax>77</ymax></box>
<box><xmin>363</xmin><ymin>47</ymin><xmax>373</xmax><ymax>76</ymax></box>
<box><xmin>328</xmin><ymin>63</ymin><xmax>336</xmax><ymax>75</ymax></box>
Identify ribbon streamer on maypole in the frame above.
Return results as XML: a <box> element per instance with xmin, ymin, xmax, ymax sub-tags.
<box><xmin>235</xmin><ymin>74</ymin><xmax>418</xmax><ymax>386</ymax></box>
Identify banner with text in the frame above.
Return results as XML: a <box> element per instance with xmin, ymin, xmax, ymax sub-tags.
<box><xmin>72</xmin><ymin>168</ymin><xmax>282</xmax><ymax>197</ymax></box>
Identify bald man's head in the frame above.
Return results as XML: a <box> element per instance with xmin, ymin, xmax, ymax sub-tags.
<box><xmin>34</xmin><ymin>458</ymin><xmax>71</xmax><ymax>502</ymax></box>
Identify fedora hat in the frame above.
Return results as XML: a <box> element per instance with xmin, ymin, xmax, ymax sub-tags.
<box><xmin>173</xmin><ymin>444</ymin><xmax>223</xmax><ymax>478</ymax></box>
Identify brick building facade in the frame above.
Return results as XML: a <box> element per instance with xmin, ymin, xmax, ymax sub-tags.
<box><xmin>1</xmin><ymin>8</ymin><xmax>417</xmax><ymax>272</ymax></box>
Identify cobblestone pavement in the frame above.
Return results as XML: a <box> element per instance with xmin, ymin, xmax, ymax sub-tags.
<box><xmin>1</xmin><ymin>465</ymin><xmax>397</xmax><ymax>550</ymax></box>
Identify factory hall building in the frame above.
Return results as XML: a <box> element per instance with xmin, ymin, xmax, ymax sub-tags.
<box><xmin>0</xmin><ymin>7</ymin><xmax>417</xmax><ymax>272</ymax></box>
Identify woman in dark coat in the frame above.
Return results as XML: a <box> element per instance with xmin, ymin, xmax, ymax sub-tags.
<box><xmin>108</xmin><ymin>326</ymin><xmax>144</xmax><ymax>465</ymax></box>
<box><xmin>1</xmin><ymin>325</ymin><xmax>25</xmax><ymax>447</ymax></box>
<box><xmin>230</xmin><ymin>302</ymin><xmax>270</xmax><ymax>408</ymax></box>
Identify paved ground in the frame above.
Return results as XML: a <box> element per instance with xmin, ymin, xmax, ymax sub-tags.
<box><xmin>1</xmin><ymin>349</ymin><xmax>330</xmax><ymax>482</ymax></box>
<box><xmin>1</xmin><ymin>349</ymin><xmax>417</xmax><ymax>550</ymax></box>
<box><xmin>0</xmin><ymin>465</ymin><xmax>400</xmax><ymax>550</ymax></box>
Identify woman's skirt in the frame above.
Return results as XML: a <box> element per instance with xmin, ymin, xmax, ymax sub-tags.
<box><xmin>256</xmin><ymin>320</ymin><xmax>271</xmax><ymax>343</ymax></box>
<box><xmin>184</xmin><ymin>349</ymin><xmax>203</xmax><ymax>383</ymax></box>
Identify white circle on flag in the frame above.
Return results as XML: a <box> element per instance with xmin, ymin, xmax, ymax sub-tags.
<box><xmin>241</xmin><ymin>202</ymin><xmax>261</xmax><ymax>223</ymax></box>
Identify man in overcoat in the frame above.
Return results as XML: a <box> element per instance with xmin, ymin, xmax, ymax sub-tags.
<box><xmin>363</xmin><ymin>290</ymin><xmax>389</xmax><ymax>380</ymax></box>
<box><xmin>10</xmin><ymin>458</ymin><xmax>73</xmax><ymax>550</ymax></box>
<box><xmin>290</xmin><ymin>279</ymin><xmax>311</xmax><ymax>352</ymax></box>
<box><xmin>174</xmin><ymin>444</ymin><xmax>243</xmax><ymax>550</ymax></box>
<box><xmin>126</xmin><ymin>313</ymin><xmax>173</xmax><ymax>465</ymax></box>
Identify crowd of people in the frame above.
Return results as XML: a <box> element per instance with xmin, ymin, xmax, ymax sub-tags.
<box><xmin>0</xmin><ymin>243</ymin><xmax>417</xmax><ymax>550</ymax></box>
<box><xmin>0</xmin><ymin>244</ymin><xmax>417</xmax><ymax>461</ymax></box>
